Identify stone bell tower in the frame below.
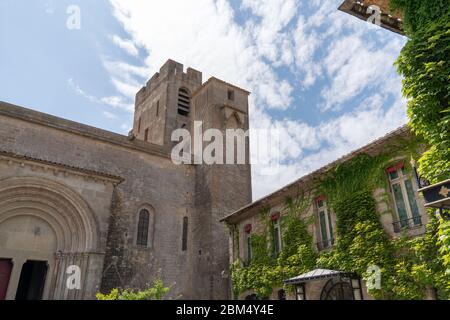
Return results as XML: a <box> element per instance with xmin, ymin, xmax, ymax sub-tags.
<box><xmin>132</xmin><ymin>59</ymin><xmax>202</xmax><ymax>147</ymax></box>
<box><xmin>190</xmin><ymin>77</ymin><xmax>252</xmax><ymax>299</ymax></box>
<box><xmin>132</xmin><ymin>60</ymin><xmax>252</xmax><ymax>299</ymax></box>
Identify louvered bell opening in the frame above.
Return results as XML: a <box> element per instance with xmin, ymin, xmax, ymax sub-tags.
<box><xmin>178</xmin><ymin>89</ymin><xmax>190</xmax><ymax>116</ymax></box>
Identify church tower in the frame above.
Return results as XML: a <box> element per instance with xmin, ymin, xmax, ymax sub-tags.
<box><xmin>133</xmin><ymin>59</ymin><xmax>202</xmax><ymax>146</ymax></box>
<box><xmin>190</xmin><ymin>77</ymin><xmax>252</xmax><ymax>299</ymax></box>
<box><xmin>132</xmin><ymin>59</ymin><xmax>252</xmax><ymax>299</ymax></box>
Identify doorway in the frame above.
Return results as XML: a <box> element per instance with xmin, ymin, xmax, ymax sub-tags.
<box><xmin>15</xmin><ymin>260</ymin><xmax>48</xmax><ymax>300</ymax></box>
<box><xmin>0</xmin><ymin>259</ymin><xmax>13</xmax><ymax>300</ymax></box>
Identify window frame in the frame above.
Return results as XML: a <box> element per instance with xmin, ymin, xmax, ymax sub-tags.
<box><xmin>272</xmin><ymin>216</ymin><xmax>282</xmax><ymax>256</ymax></box>
<box><xmin>295</xmin><ymin>284</ymin><xmax>306</xmax><ymax>300</ymax></box>
<box><xmin>246</xmin><ymin>233</ymin><xmax>252</xmax><ymax>263</ymax></box>
<box><xmin>136</xmin><ymin>209</ymin><xmax>150</xmax><ymax>247</ymax></box>
<box><xmin>351</xmin><ymin>278</ymin><xmax>363</xmax><ymax>300</ymax></box>
<box><xmin>316</xmin><ymin>198</ymin><xmax>334</xmax><ymax>249</ymax></box>
<box><xmin>388</xmin><ymin>165</ymin><xmax>422</xmax><ymax>229</ymax></box>
<box><xmin>135</xmin><ymin>205</ymin><xmax>154</xmax><ymax>249</ymax></box>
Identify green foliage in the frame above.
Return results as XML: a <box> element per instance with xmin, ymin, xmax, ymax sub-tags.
<box><xmin>394</xmin><ymin>8</ymin><xmax>450</xmax><ymax>183</ymax></box>
<box><xmin>317</xmin><ymin>153</ymin><xmax>391</xmax><ymax>206</ymax></box>
<box><xmin>231</xmin><ymin>192</ymin><xmax>316</xmax><ymax>298</ymax></box>
<box><xmin>316</xmin><ymin>155</ymin><xmax>449</xmax><ymax>300</ymax></box>
<box><xmin>394</xmin><ymin>1</ymin><xmax>450</xmax><ymax>282</ymax></box>
<box><xmin>250</xmin><ymin>234</ymin><xmax>273</xmax><ymax>266</ymax></box>
<box><xmin>232</xmin><ymin>149</ymin><xmax>449</xmax><ymax>300</ymax></box>
<box><xmin>96</xmin><ymin>278</ymin><xmax>171</xmax><ymax>300</ymax></box>
<box><xmin>390</xmin><ymin>0</ymin><xmax>449</xmax><ymax>35</ymax></box>
<box><xmin>315</xmin><ymin>146</ymin><xmax>422</xmax><ymax>208</ymax></box>
<box><xmin>316</xmin><ymin>191</ymin><xmax>398</xmax><ymax>299</ymax></box>
<box><xmin>438</xmin><ymin>218</ymin><xmax>450</xmax><ymax>269</ymax></box>
<box><xmin>385</xmin><ymin>210</ymin><xmax>450</xmax><ymax>300</ymax></box>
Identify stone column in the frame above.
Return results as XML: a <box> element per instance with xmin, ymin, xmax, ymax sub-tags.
<box><xmin>42</xmin><ymin>260</ymin><xmax>54</xmax><ymax>300</ymax></box>
<box><xmin>5</xmin><ymin>257</ymin><xmax>25</xmax><ymax>300</ymax></box>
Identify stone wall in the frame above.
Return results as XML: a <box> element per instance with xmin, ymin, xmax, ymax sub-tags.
<box><xmin>0</xmin><ymin>107</ymin><xmax>197</xmax><ymax>299</ymax></box>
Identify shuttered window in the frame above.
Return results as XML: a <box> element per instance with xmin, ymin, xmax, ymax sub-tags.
<box><xmin>177</xmin><ymin>88</ymin><xmax>190</xmax><ymax>116</ymax></box>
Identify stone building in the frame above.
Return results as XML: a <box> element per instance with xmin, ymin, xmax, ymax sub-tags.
<box><xmin>338</xmin><ymin>0</ymin><xmax>404</xmax><ymax>35</ymax></box>
<box><xmin>0</xmin><ymin>59</ymin><xmax>252</xmax><ymax>300</ymax></box>
<box><xmin>221</xmin><ymin>126</ymin><xmax>433</xmax><ymax>300</ymax></box>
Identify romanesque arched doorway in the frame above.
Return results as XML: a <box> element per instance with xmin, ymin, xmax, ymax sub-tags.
<box><xmin>0</xmin><ymin>177</ymin><xmax>100</xmax><ymax>300</ymax></box>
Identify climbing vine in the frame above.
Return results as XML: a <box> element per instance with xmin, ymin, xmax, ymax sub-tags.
<box><xmin>316</xmin><ymin>149</ymin><xmax>448</xmax><ymax>300</ymax></box>
<box><xmin>231</xmin><ymin>140</ymin><xmax>449</xmax><ymax>300</ymax></box>
<box><xmin>392</xmin><ymin>0</ymin><xmax>450</xmax><ymax>287</ymax></box>
<box><xmin>390</xmin><ymin>0</ymin><xmax>448</xmax><ymax>35</ymax></box>
<box><xmin>394</xmin><ymin>11</ymin><xmax>450</xmax><ymax>184</ymax></box>
<box><xmin>231</xmin><ymin>191</ymin><xmax>316</xmax><ymax>298</ymax></box>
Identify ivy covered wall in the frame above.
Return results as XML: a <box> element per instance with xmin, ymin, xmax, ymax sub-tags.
<box><xmin>391</xmin><ymin>0</ymin><xmax>450</xmax><ymax>285</ymax></box>
<box><xmin>230</xmin><ymin>140</ymin><xmax>449</xmax><ymax>300</ymax></box>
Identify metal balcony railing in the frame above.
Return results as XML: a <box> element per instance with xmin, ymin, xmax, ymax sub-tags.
<box><xmin>392</xmin><ymin>216</ymin><xmax>423</xmax><ymax>233</ymax></box>
<box><xmin>316</xmin><ymin>238</ymin><xmax>335</xmax><ymax>251</ymax></box>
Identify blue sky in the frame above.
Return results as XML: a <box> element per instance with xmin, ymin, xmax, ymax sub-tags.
<box><xmin>0</xmin><ymin>0</ymin><xmax>407</xmax><ymax>199</ymax></box>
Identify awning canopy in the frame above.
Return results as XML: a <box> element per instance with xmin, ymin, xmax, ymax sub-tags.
<box><xmin>284</xmin><ymin>268</ymin><xmax>356</xmax><ymax>285</ymax></box>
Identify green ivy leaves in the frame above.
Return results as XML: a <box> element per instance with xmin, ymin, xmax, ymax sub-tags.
<box><xmin>96</xmin><ymin>278</ymin><xmax>171</xmax><ymax>300</ymax></box>
<box><xmin>395</xmin><ymin>12</ymin><xmax>450</xmax><ymax>183</ymax></box>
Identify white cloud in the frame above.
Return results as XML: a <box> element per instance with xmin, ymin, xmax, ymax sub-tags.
<box><xmin>251</xmin><ymin>91</ymin><xmax>407</xmax><ymax>199</ymax></box>
<box><xmin>241</xmin><ymin>0</ymin><xmax>299</xmax><ymax>63</ymax></box>
<box><xmin>111</xmin><ymin>35</ymin><xmax>139</xmax><ymax>57</ymax></box>
<box><xmin>108</xmin><ymin>0</ymin><xmax>294</xmax><ymax>110</ymax></box>
<box><xmin>67</xmin><ymin>78</ymin><xmax>134</xmax><ymax>112</ymax></box>
<box><xmin>104</xmin><ymin>0</ymin><xmax>408</xmax><ymax>200</ymax></box>
<box><xmin>320</xmin><ymin>35</ymin><xmax>404</xmax><ymax>111</ymax></box>
<box><xmin>102</xmin><ymin>111</ymin><xmax>118</xmax><ymax>119</ymax></box>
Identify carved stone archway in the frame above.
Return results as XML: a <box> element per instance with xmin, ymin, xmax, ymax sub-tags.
<box><xmin>0</xmin><ymin>177</ymin><xmax>102</xmax><ymax>300</ymax></box>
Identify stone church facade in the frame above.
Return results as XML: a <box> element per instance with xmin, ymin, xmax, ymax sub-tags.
<box><xmin>0</xmin><ymin>59</ymin><xmax>252</xmax><ymax>300</ymax></box>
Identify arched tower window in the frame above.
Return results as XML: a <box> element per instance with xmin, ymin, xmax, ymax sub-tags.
<box><xmin>136</xmin><ymin>209</ymin><xmax>150</xmax><ymax>246</ymax></box>
<box><xmin>177</xmin><ymin>88</ymin><xmax>190</xmax><ymax>116</ymax></box>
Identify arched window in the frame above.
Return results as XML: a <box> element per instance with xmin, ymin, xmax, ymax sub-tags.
<box><xmin>136</xmin><ymin>209</ymin><xmax>150</xmax><ymax>246</ymax></box>
<box><xmin>177</xmin><ymin>88</ymin><xmax>190</xmax><ymax>116</ymax></box>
